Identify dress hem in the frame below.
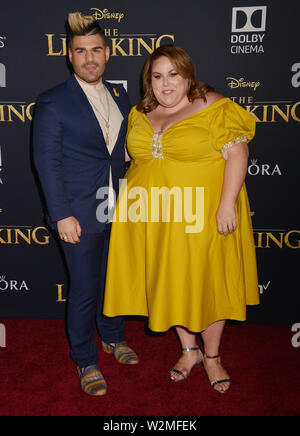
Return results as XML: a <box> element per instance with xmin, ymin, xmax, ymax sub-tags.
<box><xmin>103</xmin><ymin>305</ymin><xmax>260</xmax><ymax>333</ymax></box>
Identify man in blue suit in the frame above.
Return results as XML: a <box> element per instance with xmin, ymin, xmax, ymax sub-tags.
<box><xmin>33</xmin><ymin>12</ymin><xmax>138</xmax><ymax>396</ymax></box>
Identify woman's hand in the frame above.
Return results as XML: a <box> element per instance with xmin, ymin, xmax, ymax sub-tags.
<box><xmin>216</xmin><ymin>203</ymin><xmax>236</xmax><ymax>236</ymax></box>
<box><xmin>57</xmin><ymin>216</ymin><xmax>82</xmax><ymax>244</ymax></box>
<box><xmin>216</xmin><ymin>141</ymin><xmax>248</xmax><ymax>236</ymax></box>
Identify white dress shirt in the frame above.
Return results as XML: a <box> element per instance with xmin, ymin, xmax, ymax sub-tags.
<box><xmin>75</xmin><ymin>75</ymin><xmax>124</xmax><ymax>217</ymax></box>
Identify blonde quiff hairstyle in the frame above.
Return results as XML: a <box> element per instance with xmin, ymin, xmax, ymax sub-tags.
<box><xmin>67</xmin><ymin>12</ymin><xmax>106</xmax><ymax>44</ymax></box>
<box><xmin>137</xmin><ymin>45</ymin><xmax>214</xmax><ymax>113</ymax></box>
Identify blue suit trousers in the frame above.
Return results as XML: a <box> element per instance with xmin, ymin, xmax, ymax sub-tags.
<box><xmin>61</xmin><ymin>224</ymin><xmax>124</xmax><ymax>368</ymax></box>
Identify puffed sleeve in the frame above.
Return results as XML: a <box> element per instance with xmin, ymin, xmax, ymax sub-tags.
<box><xmin>210</xmin><ymin>99</ymin><xmax>256</xmax><ymax>154</ymax></box>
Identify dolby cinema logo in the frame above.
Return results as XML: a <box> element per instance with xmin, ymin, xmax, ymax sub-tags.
<box><xmin>230</xmin><ymin>6</ymin><xmax>267</xmax><ymax>55</ymax></box>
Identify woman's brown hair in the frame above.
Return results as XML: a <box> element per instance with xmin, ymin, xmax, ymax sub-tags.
<box><xmin>136</xmin><ymin>44</ymin><xmax>214</xmax><ymax>113</ymax></box>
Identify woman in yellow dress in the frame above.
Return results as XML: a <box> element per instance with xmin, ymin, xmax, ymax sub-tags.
<box><xmin>103</xmin><ymin>45</ymin><xmax>259</xmax><ymax>394</ymax></box>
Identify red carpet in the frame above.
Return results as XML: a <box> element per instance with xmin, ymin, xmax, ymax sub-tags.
<box><xmin>0</xmin><ymin>319</ymin><xmax>299</xmax><ymax>416</ymax></box>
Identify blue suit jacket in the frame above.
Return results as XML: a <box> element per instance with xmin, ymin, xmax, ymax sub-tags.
<box><xmin>33</xmin><ymin>75</ymin><xmax>130</xmax><ymax>233</ymax></box>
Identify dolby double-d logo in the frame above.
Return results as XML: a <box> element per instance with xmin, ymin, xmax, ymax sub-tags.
<box><xmin>232</xmin><ymin>6</ymin><xmax>267</xmax><ymax>33</ymax></box>
<box><xmin>230</xmin><ymin>6</ymin><xmax>267</xmax><ymax>54</ymax></box>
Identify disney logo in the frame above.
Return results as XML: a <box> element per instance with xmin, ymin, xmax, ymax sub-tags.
<box><xmin>226</xmin><ymin>77</ymin><xmax>260</xmax><ymax>91</ymax></box>
<box><xmin>91</xmin><ymin>8</ymin><xmax>124</xmax><ymax>23</ymax></box>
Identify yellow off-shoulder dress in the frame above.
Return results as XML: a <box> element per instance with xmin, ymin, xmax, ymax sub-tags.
<box><xmin>103</xmin><ymin>98</ymin><xmax>259</xmax><ymax>332</ymax></box>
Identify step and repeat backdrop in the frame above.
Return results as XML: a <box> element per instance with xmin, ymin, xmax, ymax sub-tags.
<box><xmin>0</xmin><ymin>0</ymin><xmax>299</xmax><ymax>323</ymax></box>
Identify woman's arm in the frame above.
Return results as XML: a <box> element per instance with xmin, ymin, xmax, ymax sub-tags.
<box><xmin>216</xmin><ymin>142</ymin><xmax>249</xmax><ymax>236</ymax></box>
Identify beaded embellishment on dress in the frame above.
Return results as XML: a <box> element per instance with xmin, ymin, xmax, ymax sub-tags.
<box><xmin>220</xmin><ymin>136</ymin><xmax>248</xmax><ymax>154</ymax></box>
<box><xmin>151</xmin><ymin>132</ymin><xmax>163</xmax><ymax>159</ymax></box>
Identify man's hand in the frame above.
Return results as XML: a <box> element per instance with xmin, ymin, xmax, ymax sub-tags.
<box><xmin>57</xmin><ymin>216</ymin><xmax>82</xmax><ymax>244</ymax></box>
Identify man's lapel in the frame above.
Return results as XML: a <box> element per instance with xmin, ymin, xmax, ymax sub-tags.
<box><xmin>67</xmin><ymin>75</ymin><xmax>108</xmax><ymax>148</ymax></box>
<box><xmin>103</xmin><ymin>81</ymin><xmax>127</xmax><ymax>154</ymax></box>
<box><xmin>67</xmin><ymin>76</ymin><xmax>127</xmax><ymax>154</ymax></box>
<box><xmin>104</xmin><ymin>80</ymin><xmax>128</xmax><ymax>120</ymax></box>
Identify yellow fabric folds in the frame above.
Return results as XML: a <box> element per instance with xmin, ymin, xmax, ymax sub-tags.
<box><xmin>103</xmin><ymin>98</ymin><xmax>259</xmax><ymax>332</ymax></box>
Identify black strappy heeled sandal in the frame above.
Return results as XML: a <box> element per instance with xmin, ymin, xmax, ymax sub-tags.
<box><xmin>204</xmin><ymin>354</ymin><xmax>231</xmax><ymax>394</ymax></box>
<box><xmin>170</xmin><ymin>346</ymin><xmax>204</xmax><ymax>382</ymax></box>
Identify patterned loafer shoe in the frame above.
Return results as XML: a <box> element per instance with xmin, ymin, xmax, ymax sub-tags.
<box><xmin>102</xmin><ymin>340</ymin><xmax>139</xmax><ymax>365</ymax></box>
<box><xmin>77</xmin><ymin>365</ymin><xmax>107</xmax><ymax>396</ymax></box>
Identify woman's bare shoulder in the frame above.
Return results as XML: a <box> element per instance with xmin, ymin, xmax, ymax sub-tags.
<box><xmin>204</xmin><ymin>91</ymin><xmax>225</xmax><ymax>106</ymax></box>
<box><xmin>193</xmin><ymin>92</ymin><xmax>225</xmax><ymax>111</ymax></box>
